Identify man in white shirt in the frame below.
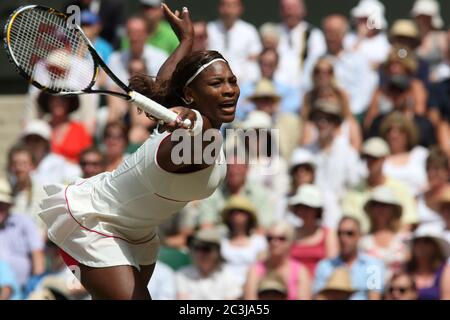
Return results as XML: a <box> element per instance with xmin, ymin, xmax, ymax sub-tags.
<box><xmin>207</xmin><ymin>0</ymin><xmax>262</xmax><ymax>84</ymax></box>
<box><xmin>275</xmin><ymin>0</ymin><xmax>326</xmax><ymax>89</ymax></box>
<box><xmin>107</xmin><ymin>16</ymin><xmax>168</xmax><ymax>87</ymax></box>
<box><xmin>305</xmin><ymin>15</ymin><xmax>378</xmax><ymax>118</ymax></box>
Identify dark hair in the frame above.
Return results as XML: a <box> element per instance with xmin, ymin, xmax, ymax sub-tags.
<box><xmin>128</xmin><ymin>50</ymin><xmax>227</xmax><ymax>108</ymax></box>
<box><xmin>223</xmin><ymin>209</ymin><xmax>257</xmax><ymax>236</ymax></box>
<box><xmin>37</xmin><ymin>92</ymin><xmax>79</xmax><ymax>114</ymax></box>
<box><xmin>103</xmin><ymin>121</ymin><xmax>129</xmax><ymax>144</ymax></box>
<box><xmin>79</xmin><ymin>147</ymin><xmax>106</xmax><ymax>166</ymax></box>
<box><xmin>407</xmin><ymin>237</ymin><xmax>446</xmax><ymax>273</ymax></box>
<box><xmin>8</xmin><ymin>144</ymin><xmax>37</xmax><ymax>168</ymax></box>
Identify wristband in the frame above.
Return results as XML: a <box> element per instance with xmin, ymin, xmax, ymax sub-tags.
<box><xmin>189</xmin><ymin>109</ymin><xmax>203</xmax><ymax>136</ymax></box>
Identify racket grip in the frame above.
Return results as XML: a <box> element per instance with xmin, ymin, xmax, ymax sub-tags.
<box><xmin>129</xmin><ymin>91</ymin><xmax>192</xmax><ymax>127</ymax></box>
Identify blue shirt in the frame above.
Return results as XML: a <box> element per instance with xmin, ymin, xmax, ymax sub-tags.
<box><xmin>314</xmin><ymin>253</ymin><xmax>386</xmax><ymax>300</ymax></box>
<box><xmin>236</xmin><ymin>80</ymin><xmax>302</xmax><ymax>120</ymax></box>
<box><xmin>94</xmin><ymin>37</ymin><xmax>114</xmax><ymax>64</ymax></box>
<box><xmin>0</xmin><ymin>260</ymin><xmax>21</xmax><ymax>300</ymax></box>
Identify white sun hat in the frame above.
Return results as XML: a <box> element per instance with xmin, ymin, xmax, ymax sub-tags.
<box><xmin>288</xmin><ymin>184</ymin><xmax>323</xmax><ymax>208</ymax></box>
<box><xmin>411</xmin><ymin>0</ymin><xmax>444</xmax><ymax>29</ymax></box>
<box><xmin>351</xmin><ymin>0</ymin><xmax>388</xmax><ymax>30</ymax></box>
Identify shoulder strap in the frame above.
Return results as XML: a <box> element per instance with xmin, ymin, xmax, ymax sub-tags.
<box><xmin>299</xmin><ymin>24</ymin><xmax>313</xmax><ymax>69</ymax></box>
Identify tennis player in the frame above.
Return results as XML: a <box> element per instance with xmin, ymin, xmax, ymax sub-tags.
<box><xmin>38</xmin><ymin>4</ymin><xmax>240</xmax><ymax>300</ymax></box>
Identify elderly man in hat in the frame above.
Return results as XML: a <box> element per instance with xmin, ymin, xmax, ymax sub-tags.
<box><xmin>0</xmin><ymin>179</ymin><xmax>45</xmax><ymax>298</ymax></box>
<box><xmin>342</xmin><ymin>137</ymin><xmax>418</xmax><ymax>233</ymax></box>
<box><xmin>293</xmin><ymin>99</ymin><xmax>363</xmax><ymax>200</ymax></box>
<box><xmin>175</xmin><ymin>228</ymin><xmax>242</xmax><ymax>300</ymax></box>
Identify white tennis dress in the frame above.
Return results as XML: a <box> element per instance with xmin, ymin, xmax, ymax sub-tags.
<box><xmin>38</xmin><ymin>129</ymin><xmax>226</xmax><ymax>269</ymax></box>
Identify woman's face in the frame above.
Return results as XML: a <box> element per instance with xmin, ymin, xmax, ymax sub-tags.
<box><xmin>293</xmin><ymin>204</ymin><xmax>319</xmax><ymax>225</ymax></box>
<box><xmin>191</xmin><ymin>243</ymin><xmax>221</xmax><ymax>275</ymax></box>
<box><xmin>266</xmin><ymin>227</ymin><xmax>291</xmax><ymax>257</ymax></box>
<box><xmin>368</xmin><ymin>202</ymin><xmax>397</xmax><ymax>230</ymax></box>
<box><xmin>189</xmin><ymin>61</ymin><xmax>240</xmax><ymax>127</ymax></box>
<box><xmin>413</xmin><ymin>238</ymin><xmax>437</xmax><ymax>262</ymax></box>
<box><xmin>49</xmin><ymin>97</ymin><xmax>70</xmax><ymax>119</ymax></box>
<box><xmin>10</xmin><ymin>151</ymin><xmax>34</xmax><ymax>181</ymax></box>
<box><xmin>253</xmin><ymin>97</ymin><xmax>279</xmax><ymax>115</ymax></box>
<box><xmin>386</xmin><ymin>274</ymin><xmax>417</xmax><ymax>300</ymax></box>
<box><xmin>292</xmin><ymin>165</ymin><xmax>314</xmax><ymax>188</ymax></box>
<box><xmin>104</xmin><ymin>127</ymin><xmax>127</xmax><ymax>157</ymax></box>
<box><xmin>414</xmin><ymin>14</ymin><xmax>433</xmax><ymax>31</ymax></box>
<box><xmin>386</xmin><ymin>125</ymin><xmax>408</xmax><ymax>153</ymax></box>
<box><xmin>228</xmin><ymin>210</ymin><xmax>251</xmax><ymax>231</ymax></box>
<box><xmin>313</xmin><ymin>63</ymin><xmax>333</xmax><ymax>87</ymax></box>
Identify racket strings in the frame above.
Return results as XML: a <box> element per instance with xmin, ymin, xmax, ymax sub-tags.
<box><xmin>8</xmin><ymin>8</ymin><xmax>95</xmax><ymax>92</ymax></box>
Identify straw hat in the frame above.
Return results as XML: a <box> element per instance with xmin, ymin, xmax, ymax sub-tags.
<box><xmin>364</xmin><ymin>185</ymin><xmax>403</xmax><ymax>218</ymax></box>
<box><xmin>309</xmin><ymin>99</ymin><xmax>344</xmax><ymax>121</ymax></box>
<box><xmin>257</xmin><ymin>275</ymin><xmax>287</xmax><ymax>296</ymax></box>
<box><xmin>189</xmin><ymin>228</ymin><xmax>222</xmax><ymax>247</ymax></box>
<box><xmin>288</xmin><ymin>184</ymin><xmax>323</xmax><ymax>209</ymax></box>
<box><xmin>318</xmin><ymin>267</ymin><xmax>356</xmax><ymax>295</ymax></box>
<box><xmin>411</xmin><ymin>0</ymin><xmax>444</xmax><ymax>29</ymax></box>
<box><xmin>248</xmin><ymin>79</ymin><xmax>281</xmax><ymax>102</ymax></box>
<box><xmin>221</xmin><ymin>195</ymin><xmax>258</xmax><ymax>227</ymax></box>
<box><xmin>0</xmin><ymin>178</ymin><xmax>13</xmax><ymax>205</ymax></box>
<box><xmin>389</xmin><ymin>19</ymin><xmax>420</xmax><ymax>43</ymax></box>
<box><xmin>362</xmin><ymin>137</ymin><xmax>390</xmax><ymax>158</ymax></box>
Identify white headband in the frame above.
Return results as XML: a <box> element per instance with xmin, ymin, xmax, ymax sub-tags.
<box><xmin>185</xmin><ymin>58</ymin><xmax>227</xmax><ymax>86</ymax></box>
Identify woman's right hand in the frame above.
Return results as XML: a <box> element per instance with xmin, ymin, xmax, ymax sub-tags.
<box><xmin>162</xmin><ymin>3</ymin><xmax>194</xmax><ymax>42</ymax></box>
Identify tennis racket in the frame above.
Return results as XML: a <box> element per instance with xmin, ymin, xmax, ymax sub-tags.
<box><xmin>3</xmin><ymin>5</ymin><xmax>191</xmax><ymax>127</ymax></box>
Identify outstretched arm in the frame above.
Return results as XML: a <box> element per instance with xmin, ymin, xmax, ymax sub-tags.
<box><xmin>157</xmin><ymin>4</ymin><xmax>194</xmax><ymax>81</ymax></box>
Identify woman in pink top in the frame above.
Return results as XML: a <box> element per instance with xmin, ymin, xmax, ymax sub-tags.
<box><xmin>243</xmin><ymin>221</ymin><xmax>311</xmax><ymax>300</ymax></box>
<box><xmin>288</xmin><ymin>185</ymin><xmax>338</xmax><ymax>276</ymax></box>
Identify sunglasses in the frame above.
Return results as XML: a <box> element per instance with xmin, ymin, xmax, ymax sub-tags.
<box><xmin>266</xmin><ymin>235</ymin><xmax>287</xmax><ymax>242</ymax></box>
<box><xmin>337</xmin><ymin>230</ymin><xmax>357</xmax><ymax>237</ymax></box>
<box><xmin>314</xmin><ymin>68</ymin><xmax>332</xmax><ymax>75</ymax></box>
<box><xmin>389</xmin><ymin>286</ymin><xmax>412</xmax><ymax>295</ymax></box>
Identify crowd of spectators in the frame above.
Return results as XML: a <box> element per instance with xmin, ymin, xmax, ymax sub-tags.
<box><xmin>1</xmin><ymin>0</ymin><xmax>450</xmax><ymax>300</ymax></box>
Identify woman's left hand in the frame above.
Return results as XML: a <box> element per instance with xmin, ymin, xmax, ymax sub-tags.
<box><xmin>162</xmin><ymin>3</ymin><xmax>194</xmax><ymax>42</ymax></box>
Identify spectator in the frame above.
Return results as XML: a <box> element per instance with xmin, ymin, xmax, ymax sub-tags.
<box><xmin>406</xmin><ymin>227</ymin><xmax>450</xmax><ymax>300</ymax></box>
<box><xmin>220</xmin><ymin>195</ymin><xmax>267</xmax><ymax>288</ymax></box>
<box><xmin>364</xmin><ymin>46</ymin><xmax>428</xmax><ymax>131</ymax></box>
<box><xmin>436</xmin><ymin>187</ymin><xmax>450</xmax><ymax>243</ymax></box>
<box><xmin>0</xmin><ymin>178</ymin><xmax>45</xmax><ymax>295</ymax></box>
<box><xmin>416</xmin><ymin>148</ymin><xmax>450</xmax><ymax>229</ymax></box>
<box><xmin>276</xmin><ymin>0</ymin><xmax>326</xmax><ymax>89</ymax></box>
<box><xmin>63</xmin><ymin>0</ymin><xmax>125</xmax><ymax>48</ymax></box>
<box><xmin>122</xmin><ymin>0</ymin><xmax>179</xmax><ymax>54</ymax></box>
<box><xmin>21</xmin><ymin>120</ymin><xmax>81</xmax><ymax>185</ymax></box>
<box><xmin>244</xmin><ymin>221</ymin><xmax>311</xmax><ymax>300</ymax></box>
<box><xmin>79</xmin><ymin>147</ymin><xmax>107</xmax><ymax>178</ymax></box>
<box><xmin>176</xmin><ymin>228</ymin><xmax>242</xmax><ymax>300</ymax></box>
<box><xmin>147</xmin><ymin>260</ymin><xmax>176</xmax><ymax>300</ymax></box>
<box><xmin>384</xmin><ymin>271</ymin><xmax>418</xmax><ymax>300</ymax></box>
<box><xmin>37</xmin><ymin>92</ymin><xmax>92</xmax><ymax>164</ymax></box>
<box><xmin>7</xmin><ymin>145</ymin><xmax>47</xmax><ymax>236</ymax></box>
<box><xmin>345</xmin><ymin>0</ymin><xmax>391</xmax><ymax>69</ymax></box>
<box><xmin>237</xmin><ymin>109</ymin><xmax>290</xmax><ymax>197</ymax></box>
<box><xmin>300</xmin><ymin>58</ymin><xmax>362</xmax><ymax>150</ymax></box>
<box><xmin>207</xmin><ymin>0</ymin><xmax>262</xmax><ymax>84</ymax></box>
<box><xmin>314</xmin><ymin>267</ymin><xmax>355</xmax><ymax>300</ymax></box>
<box><xmin>411</xmin><ymin>0</ymin><xmax>447</xmax><ymax>76</ymax></box>
<box><xmin>102</xmin><ymin>122</ymin><xmax>129</xmax><ymax>171</ymax></box>
<box><xmin>0</xmin><ymin>260</ymin><xmax>20</xmax><ymax>300</ymax></box>
<box><xmin>379</xmin><ymin>112</ymin><xmax>429</xmax><ymax>196</ymax></box>
<box><xmin>295</xmin><ymin>99</ymin><xmax>363</xmax><ymax>199</ymax></box>
<box><xmin>314</xmin><ymin>217</ymin><xmax>386</xmax><ymax>300</ymax></box>
<box><xmin>359</xmin><ymin>186</ymin><xmax>411</xmax><ymax>277</ymax></box>
<box><xmin>107</xmin><ymin>16</ymin><xmax>168</xmax><ymax>122</ymax></box>
<box><xmin>342</xmin><ymin>137</ymin><xmax>418</xmax><ymax>233</ymax></box>
<box><xmin>433</xmin><ymin>27</ymin><xmax>450</xmax><ymax>82</ymax></box>
<box><xmin>256</xmin><ymin>275</ymin><xmax>288</xmax><ymax>300</ymax></box>
<box><xmin>237</xmin><ymin>49</ymin><xmax>302</xmax><ymax>119</ymax></box>
<box><xmin>288</xmin><ymin>184</ymin><xmax>339</xmax><ymax>276</ymax></box>
<box><xmin>192</xmin><ymin>19</ymin><xmax>209</xmax><ymax>52</ymax></box>
<box><xmin>306</xmin><ymin>14</ymin><xmax>377</xmax><ymax>119</ymax></box>
<box><xmin>388</xmin><ymin>19</ymin><xmax>431</xmax><ymax>87</ymax></box>
<box><xmin>284</xmin><ymin>147</ymin><xmax>342</xmax><ymax>230</ymax></box>
<box><xmin>259</xmin><ymin>23</ymin><xmax>281</xmax><ymax>51</ymax></box>
<box><xmin>181</xmin><ymin>155</ymin><xmax>276</xmax><ymax>232</ymax></box>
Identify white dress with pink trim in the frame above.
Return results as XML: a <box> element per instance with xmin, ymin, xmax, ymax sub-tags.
<box><xmin>38</xmin><ymin>129</ymin><xmax>226</xmax><ymax>269</ymax></box>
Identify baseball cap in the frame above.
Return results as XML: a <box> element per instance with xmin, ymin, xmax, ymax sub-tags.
<box><xmin>362</xmin><ymin>137</ymin><xmax>390</xmax><ymax>158</ymax></box>
<box><xmin>22</xmin><ymin>120</ymin><xmax>52</xmax><ymax>140</ymax></box>
<box><xmin>80</xmin><ymin>10</ymin><xmax>100</xmax><ymax>26</ymax></box>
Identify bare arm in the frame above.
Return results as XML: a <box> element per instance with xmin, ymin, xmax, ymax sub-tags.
<box><xmin>325</xmin><ymin>229</ymin><xmax>339</xmax><ymax>258</ymax></box>
<box><xmin>363</xmin><ymin>89</ymin><xmax>381</xmax><ymax>131</ymax></box>
<box><xmin>411</xmin><ymin>80</ymin><xmax>427</xmax><ymax>116</ymax></box>
<box><xmin>297</xmin><ymin>264</ymin><xmax>312</xmax><ymax>300</ymax></box>
<box><xmin>441</xmin><ymin>262</ymin><xmax>450</xmax><ymax>300</ymax></box>
<box><xmin>31</xmin><ymin>250</ymin><xmax>46</xmax><ymax>276</ymax></box>
<box><xmin>243</xmin><ymin>265</ymin><xmax>260</xmax><ymax>300</ymax></box>
<box><xmin>156</xmin><ymin>4</ymin><xmax>194</xmax><ymax>81</ymax></box>
<box><xmin>0</xmin><ymin>287</ymin><xmax>12</xmax><ymax>300</ymax></box>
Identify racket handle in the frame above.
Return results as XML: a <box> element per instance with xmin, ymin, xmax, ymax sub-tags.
<box><xmin>129</xmin><ymin>91</ymin><xmax>192</xmax><ymax>127</ymax></box>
